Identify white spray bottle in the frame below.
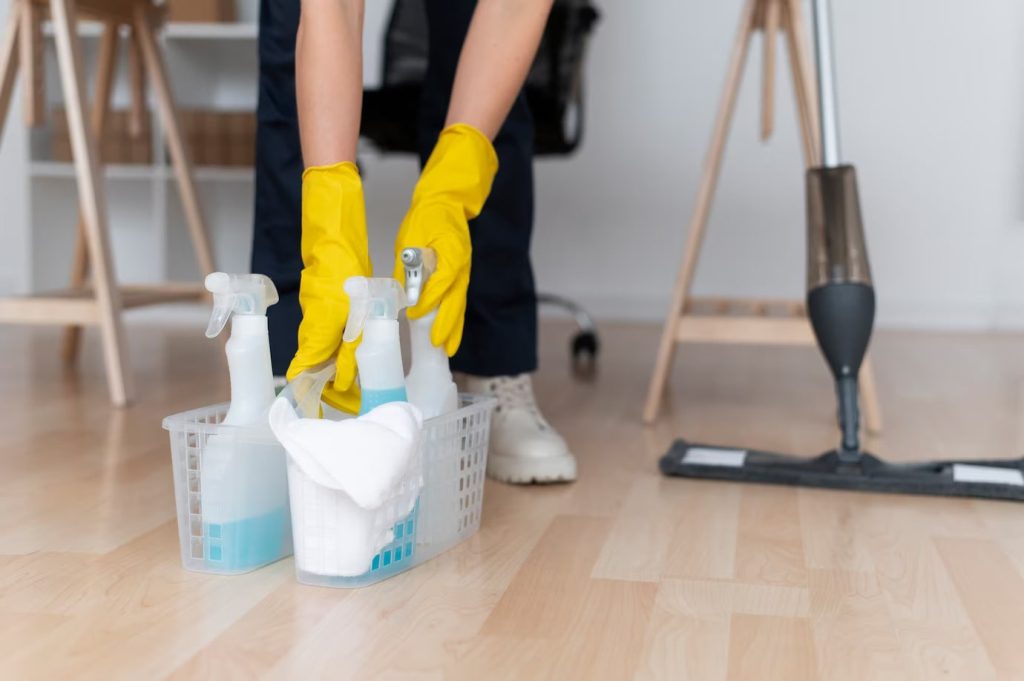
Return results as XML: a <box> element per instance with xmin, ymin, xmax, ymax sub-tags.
<box><xmin>344</xmin><ymin>277</ymin><xmax>409</xmax><ymax>414</ymax></box>
<box><xmin>205</xmin><ymin>272</ymin><xmax>279</xmax><ymax>423</ymax></box>
<box><xmin>201</xmin><ymin>272</ymin><xmax>291</xmax><ymax>571</ymax></box>
<box><xmin>402</xmin><ymin>248</ymin><xmax>458</xmax><ymax>419</ymax></box>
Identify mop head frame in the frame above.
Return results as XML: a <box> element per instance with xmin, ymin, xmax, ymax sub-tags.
<box><xmin>660</xmin><ymin>440</ymin><xmax>1024</xmax><ymax>501</ymax></box>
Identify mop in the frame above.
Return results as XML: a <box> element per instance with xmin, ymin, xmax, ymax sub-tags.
<box><xmin>659</xmin><ymin>0</ymin><xmax>1024</xmax><ymax>501</ymax></box>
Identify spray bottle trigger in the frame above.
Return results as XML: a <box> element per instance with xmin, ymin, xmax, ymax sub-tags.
<box><xmin>204</xmin><ymin>272</ymin><xmax>234</xmax><ymax>338</ymax></box>
<box><xmin>343</xmin><ymin>276</ymin><xmax>370</xmax><ymax>343</ymax></box>
<box><xmin>402</xmin><ymin>247</ymin><xmax>437</xmax><ymax>307</ymax></box>
<box><xmin>260</xmin><ymin>277</ymin><xmax>280</xmax><ymax>308</ymax></box>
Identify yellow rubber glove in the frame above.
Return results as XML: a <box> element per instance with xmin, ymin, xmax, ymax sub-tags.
<box><xmin>287</xmin><ymin>162</ymin><xmax>371</xmax><ymax>414</ymax></box>
<box><xmin>393</xmin><ymin>123</ymin><xmax>498</xmax><ymax>356</ymax></box>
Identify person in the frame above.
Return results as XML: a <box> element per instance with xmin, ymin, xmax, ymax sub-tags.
<box><xmin>251</xmin><ymin>0</ymin><xmax>577</xmax><ymax>484</ymax></box>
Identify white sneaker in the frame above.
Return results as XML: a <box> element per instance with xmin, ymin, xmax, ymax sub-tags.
<box><xmin>459</xmin><ymin>373</ymin><xmax>577</xmax><ymax>484</ymax></box>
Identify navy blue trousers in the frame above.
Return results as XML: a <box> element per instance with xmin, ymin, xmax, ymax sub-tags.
<box><xmin>251</xmin><ymin>0</ymin><xmax>538</xmax><ymax>378</ymax></box>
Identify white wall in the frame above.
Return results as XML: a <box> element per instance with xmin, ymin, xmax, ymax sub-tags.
<box><xmin>364</xmin><ymin>0</ymin><xmax>1024</xmax><ymax>329</ymax></box>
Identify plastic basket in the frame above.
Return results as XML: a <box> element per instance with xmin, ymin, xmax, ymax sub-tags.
<box><xmin>163</xmin><ymin>405</ymin><xmax>293</xmax><ymax>574</ymax></box>
<box><xmin>278</xmin><ymin>367</ymin><xmax>495</xmax><ymax>588</ymax></box>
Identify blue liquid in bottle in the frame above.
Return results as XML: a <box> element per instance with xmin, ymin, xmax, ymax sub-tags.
<box><xmin>359</xmin><ymin>386</ymin><xmax>408</xmax><ymax>414</ymax></box>
<box><xmin>204</xmin><ymin>506</ymin><xmax>291</xmax><ymax>571</ymax></box>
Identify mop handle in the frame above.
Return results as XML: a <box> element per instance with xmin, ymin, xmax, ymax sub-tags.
<box><xmin>811</xmin><ymin>0</ymin><xmax>842</xmax><ymax>168</ymax></box>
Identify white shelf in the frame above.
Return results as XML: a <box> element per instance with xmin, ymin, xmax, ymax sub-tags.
<box><xmin>43</xmin><ymin>21</ymin><xmax>258</xmax><ymax>41</ymax></box>
<box><xmin>165</xmin><ymin>22</ymin><xmax>258</xmax><ymax>40</ymax></box>
<box><xmin>31</xmin><ymin>161</ymin><xmax>253</xmax><ymax>182</ymax></box>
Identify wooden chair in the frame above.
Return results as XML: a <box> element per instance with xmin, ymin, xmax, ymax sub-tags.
<box><xmin>0</xmin><ymin>0</ymin><xmax>214</xmax><ymax>406</ymax></box>
<box><xmin>642</xmin><ymin>0</ymin><xmax>882</xmax><ymax>430</ymax></box>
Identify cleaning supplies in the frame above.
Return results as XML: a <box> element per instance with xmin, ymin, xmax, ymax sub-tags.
<box><xmin>199</xmin><ymin>272</ymin><xmax>292</xmax><ymax>570</ymax></box>
<box><xmin>343</xmin><ymin>277</ymin><xmax>409</xmax><ymax>414</ymax></box>
<box><xmin>269</xmin><ymin>365</ymin><xmax>424</xmax><ymax>577</ymax></box>
<box><xmin>402</xmin><ymin>248</ymin><xmax>458</xmax><ymax>419</ymax></box>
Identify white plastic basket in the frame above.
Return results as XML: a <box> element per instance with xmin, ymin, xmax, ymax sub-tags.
<box><xmin>278</xmin><ymin>368</ymin><xmax>495</xmax><ymax>588</ymax></box>
<box><xmin>163</xmin><ymin>406</ymin><xmax>293</xmax><ymax>574</ymax></box>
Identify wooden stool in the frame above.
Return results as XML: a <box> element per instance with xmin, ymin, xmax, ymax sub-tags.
<box><xmin>642</xmin><ymin>0</ymin><xmax>882</xmax><ymax>430</ymax></box>
<box><xmin>0</xmin><ymin>0</ymin><xmax>214</xmax><ymax>406</ymax></box>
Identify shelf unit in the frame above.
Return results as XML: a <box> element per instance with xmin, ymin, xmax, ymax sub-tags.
<box><xmin>42</xmin><ymin>19</ymin><xmax>259</xmax><ymax>40</ymax></box>
<box><xmin>22</xmin><ymin>8</ymin><xmax>259</xmax><ymax>294</ymax></box>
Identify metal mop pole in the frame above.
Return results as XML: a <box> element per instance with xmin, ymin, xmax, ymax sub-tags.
<box><xmin>811</xmin><ymin>0</ymin><xmax>841</xmax><ymax>167</ymax></box>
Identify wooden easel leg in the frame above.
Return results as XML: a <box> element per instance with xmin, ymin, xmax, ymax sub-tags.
<box><xmin>760</xmin><ymin>0</ymin><xmax>779</xmax><ymax>141</ymax></box>
<box><xmin>859</xmin><ymin>357</ymin><xmax>883</xmax><ymax>434</ymax></box>
<box><xmin>782</xmin><ymin>0</ymin><xmax>820</xmax><ymax>166</ymax></box>
<box><xmin>18</xmin><ymin>0</ymin><xmax>41</xmax><ymax>125</ymax></box>
<box><xmin>0</xmin><ymin>1</ymin><xmax>22</xmax><ymax>139</ymax></box>
<box><xmin>127</xmin><ymin>31</ymin><xmax>144</xmax><ymax>138</ymax></box>
<box><xmin>642</xmin><ymin>0</ymin><xmax>759</xmax><ymax>424</ymax></box>
<box><xmin>133</xmin><ymin>6</ymin><xmax>215</xmax><ymax>277</ymax></box>
<box><xmin>51</xmin><ymin>0</ymin><xmax>132</xmax><ymax>406</ymax></box>
<box><xmin>63</xmin><ymin>20</ymin><xmax>119</xmax><ymax>365</ymax></box>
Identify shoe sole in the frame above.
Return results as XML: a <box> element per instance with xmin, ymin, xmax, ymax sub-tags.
<box><xmin>486</xmin><ymin>453</ymin><xmax>578</xmax><ymax>485</ymax></box>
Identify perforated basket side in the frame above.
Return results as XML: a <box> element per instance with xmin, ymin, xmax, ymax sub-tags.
<box><xmin>165</xmin><ymin>403</ymin><xmax>292</xmax><ymax>575</ymax></box>
<box><xmin>416</xmin><ymin>396</ymin><xmax>494</xmax><ymax>559</ymax></box>
<box><xmin>166</xmin><ymin>404</ymin><xmax>229</xmax><ymax>572</ymax></box>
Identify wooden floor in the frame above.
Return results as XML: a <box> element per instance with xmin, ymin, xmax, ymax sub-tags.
<box><xmin>2</xmin><ymin>319</ymin><xmax>1024</xmax><ymax>679</ymax></box>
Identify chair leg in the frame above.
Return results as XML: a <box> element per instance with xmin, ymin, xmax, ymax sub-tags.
<box><xmin>63</xmin><ymin>20</ymin><xmax>119</xmax><ymax>365</ymax></box>
<box><xmin>133</xmin><ymin>5</ymin><xmax>215</xmax><ymax>278</ymax></box>
<box><xmin>50</xmin><ymin>0</ymin><xmax>132</xmax><ymax>406</ymax></box>
<box><xmin>643</xmin><ymin>0</ymin><xmax>758</xmax><ymax>425</ymax></box>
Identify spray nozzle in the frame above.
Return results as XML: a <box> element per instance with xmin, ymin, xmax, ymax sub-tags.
<box><xmin>204</xmin><ymin>272</ymin><xmax>279</xmax><ymax>338</ymax></box>
<box><xmin>401</xmin><ymin>247</ymin><xmax>437</xmax><ymax>307</ymax></box>
<box><xmin>343</xmin><ymin>277</ymin><xmax>408</xmax><ymax>343</ymax></box>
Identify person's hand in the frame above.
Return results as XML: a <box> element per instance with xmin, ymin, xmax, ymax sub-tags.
<box><xmin>393</xmin><ymin>124</ymin><xmax>498</xmax><ymax>356</ymax></box>
<box><xmin>287</xmin><ymin>161</ymin><xmax>371</xmax><ymax>413</ymax></box>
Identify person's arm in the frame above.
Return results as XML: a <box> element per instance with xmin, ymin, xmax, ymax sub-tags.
<box><xmin>295</xmin><ymin>0</ymin><xmax>364</xmax><ymax>166</ymax></box>
<box><xmin>392</xmin><ymin>0</ymin><xmax>554</xmax><ymax>356</ymax></box>
<box><xmin>289</xmin><ymin>0</ymin><xmax>370</xmax><ymax>413</ymax></box>
<box><xmin>446</xmin><ymin>0</ymin><xmax>554</xmax><ymax>139</ymax></box>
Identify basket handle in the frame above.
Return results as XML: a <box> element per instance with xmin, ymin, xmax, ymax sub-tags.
<box><xmin>277</xmin><ymin>363</ymin><xmax>337</xmax><ymax>419</ymax></box>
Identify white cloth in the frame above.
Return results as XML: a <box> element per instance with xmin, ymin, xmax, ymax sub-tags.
<box><xmin>268</xmin><ymin>398</ymin><xmax>424</xmax><ymax>576</ymax></box>
<box><xmin>269</xmin><ymin>399</ymin><xmax>423</xmax><ymax>509</ymax></box>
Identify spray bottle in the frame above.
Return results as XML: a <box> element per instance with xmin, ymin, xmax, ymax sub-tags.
<box><xmin>344</xmin><ymin>277</ymin><xmax>409</xmax><ymax>414</ymax></box>
<box><xmin>402</xmin><ymin>248</ymin><xmax>458</xmax><ymax>419</ymax></box>
<box><xmin>201</xmin><ymin>272</ymin><xmax>291</xmax><ymax>571</ymax></box>
<box><xmin>205</xmin><ymin>272</ymin><xmax>279</xmax><ymax>423</ymax></box>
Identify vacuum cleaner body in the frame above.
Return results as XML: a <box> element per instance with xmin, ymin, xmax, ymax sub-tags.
<box><xmin>659</xmin><ymin>0</ymin><xmax>1024</xmax><ymax>501</ymax></box>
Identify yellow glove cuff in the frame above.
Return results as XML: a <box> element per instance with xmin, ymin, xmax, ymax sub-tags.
<box><xmin>413</xmin><ymin>123</ymin><xmax>499</xmax><ymax>220</ymax></box>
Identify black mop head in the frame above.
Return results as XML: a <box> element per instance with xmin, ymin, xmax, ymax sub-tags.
<box><xmin>660</xmin><ymin>440</ymin><xmax>1024</xmax><ymax>501</ymax></box>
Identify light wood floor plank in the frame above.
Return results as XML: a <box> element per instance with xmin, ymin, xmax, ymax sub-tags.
<box><xmin>935</xmin><ymin>537</ymin><xmax>1024</xmax><ymax>678</ymax></box>
<box><xmin>809</xmin><ymin>569</ymin><xmax>914</xmax><ymax>680</ymax></box>
<box><xmin>736</xmin><ymin>485</ymin><xmax>808</xmax><ymax>586</ymax></box>
<box><xmin>663</xmin><ymin>481</ymin><xmax>741</xmax><ymax>580</ymax></box>
<box><xmin>592</xmin><ymin>474</ymin><xmax>684</xmax><ymax>582</ymax></box>
<box><xmin>727</xmin><ymin>614</ymin><xmax>817</xmax><ymax>681</ymax></box>
<box><xmin>480</xmin><ymin>514</ymin><xmax>611</xmax><ymax>638</ymax></box>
